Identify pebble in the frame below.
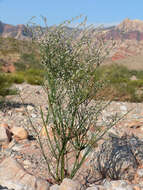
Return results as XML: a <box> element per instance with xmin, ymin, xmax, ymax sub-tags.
<box><xmin>86</xmin><ymin>187</ymin><xmax>99</xmax><ymax>190</ymax></box>
<box><xmin>137</xmin><ymin>168</ymin><xmax>143</xmax><ymax>177</ymax></box>
<box><xmin>27</xmin><ymin>105</ymin><xmax>34</xmax><ymax>111</ymax></box>
<box><xmin>50</xmin><ymin>184</ymin><xmax>60</xmax><ymax>190</ymax></box>
<box><xmin>31</xmin><ymin>113</ymin><xmax>37</xmax><ymax>118</ymax></box>
<box><xmin>10</xmin><ymin>144</ymin><xmax>23</xmax><ymax>151</ymax></box>
<box><xmin>120</xmin><ymin>105</ymin><xmax>127</xmax><ymax>111</ymax></box>
<box><xmin>23</xmin><ymin>159</ymin><xmax>31</xmax><ymax>166</ymax></box>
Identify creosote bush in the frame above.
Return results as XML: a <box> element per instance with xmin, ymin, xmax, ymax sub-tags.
<box><xmin>26</xmin><ymin>17</ymin><xmax>124</xmax><ymax>183</ymax></box>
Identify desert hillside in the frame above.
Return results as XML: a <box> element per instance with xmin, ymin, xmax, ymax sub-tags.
<box><xmin>1</xmin><ymin>18</ymin><xmax>143</xmax><ymax>70</ymax></box>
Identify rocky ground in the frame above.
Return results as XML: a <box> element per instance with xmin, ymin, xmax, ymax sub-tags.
<box><xmin>1</xmin><ymin>83</ymin><xmax>143</xmax><ymax>189</ymax></box>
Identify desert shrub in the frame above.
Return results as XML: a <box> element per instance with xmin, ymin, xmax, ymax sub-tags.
<box><xmin>24</xmin><ymin>16</ymin><xmax>124</xmax><ymax>183</ymax></box>
<box><xmin>14</xmin><ymin>61</ymin><xmax>27</xmax><ymax>71</ymax></box>
<box><xmin>24</xmin><ymin>69</ymin><xmax>45</xmax><ymax>85</ymax></box>
<box><xmin>95</xmin><ymin>64</ymin><xmax>131</xmax><ymax>83</ymax></box>
<box><xmin>5</xmin><ymin>69</ymin><xmax>45</xmax><ymax>86</ymax></box>
<box><xmin>9</xmin><ymin>73</ymin><xmax>25</xmax><ymax>84</ymax></box>
<box><xmin>26</xmin><ymin>75</ymin><xmax>43</xmax><ymax>85</ymax></box>
<box><xmin>134</xmin><ymin>70</ymin><xmax>143</xmax><ymax>80</ymax></box>
<box><xmin>25</xmin><ymin>68</ymin><xmax>45</xmax><ymax>76</ymax></box>
<box><xmin>127</xmin><ymin>79</ymin><xmax>143</xmax><ymax>88</ymax></box>
<box><xmin>0</xmin><ymin>74</ymin><xmax>17</xmax><ymax>98</ymax></box>
<box><xmin>14</xmin><ymin>52</ymin><xmax>41</xmax><ymax>71</ymax></box>
<box><xmin>93</xmin><ymin>64</ymin><xmax>143</xmax><ymax>102</ymax></box>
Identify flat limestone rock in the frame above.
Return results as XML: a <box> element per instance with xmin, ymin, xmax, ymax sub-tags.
<box><xmin>0</xmin><ymin>157</ymin><xmax>50</xmax><ymax>190</ymax></box>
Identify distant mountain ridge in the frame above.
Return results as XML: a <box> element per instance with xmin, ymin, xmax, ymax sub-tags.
<box><xmin>101</xmin><ymin>18</ymin><xmax>143</xmax><ymax>61</ymax></box>
<box><xmin>1</xmin><ymin>18</ymin><xmax>143</xmax><ymax>62</ymax></box>
<box><xmin>1</xmin><ymin>18</ymin><xmax>143</xmax><ymax>40</ymax></box>
<box><xmin>0</xmin><ymin>21</ymin><xmax>30</xmax><ymax>39</ymax></box>
<box><xmin>105</xmin><ymin>18</ymin><xmax>143</xmax><ymax>41</ymax></box>
<box><xmin>117</xmin><ymin>18</ymin><xmax>143</xmax><ymax>32</ymax></box>
<box><xmin>1</xmin><ymin>18</ymin><xmax>143</xmax><ymax>41</ymax></box>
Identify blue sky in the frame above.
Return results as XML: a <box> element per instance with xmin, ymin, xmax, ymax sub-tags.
<box><xmin>0</xmin><ymin>0</ymin><xmax>143</xmax><ymax>26</ymax></box>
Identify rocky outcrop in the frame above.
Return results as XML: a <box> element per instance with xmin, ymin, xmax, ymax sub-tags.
<box><xmin>2</xmin><ymin>62</ymin><xmax>16</xmax><ymax>73</ymax></box>
<box><xmin>105</xmin><ymin>18</ymin><xmax>143</xmax><ymax>41</ymax></box>
<box><xmin>0</xmin><ymin>21</ymin><xmax>31</xmax><ymax>40</ymax></box>
<box><xmin>117</xmin><ymin>18</ymin><xmax>143</xmax><ymax>32</ymax></box>
<box><xmin>0</xmin><ymin>157</ymin><xmax>50</xmax><ymax>190</ymax></box>
<box><xmin>103</xmin><ymin>18</ymin><xmax>143</xmax><ymax>61</ymax></box>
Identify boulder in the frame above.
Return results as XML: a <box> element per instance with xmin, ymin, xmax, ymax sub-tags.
<box><xmin>59</xmin><ymin>178</ymin><xmax>81</xmax><ymax>190</ymax></box>
<box><xmin>0</xmin><ymin>157</ymin><xmax>50</xmax><ymax>190</ymax></box>
<box><xmin>10</xmin><ymin>127</ymin><xmax>28</xmax><ymax>140</ymax></box>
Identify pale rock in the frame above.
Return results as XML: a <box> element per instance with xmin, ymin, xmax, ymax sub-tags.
<box><xmin>15</xmin><ymin>107</ymin><xmax>24</xmax><ymax>113</ymax></box>
<box><xmin>137</xmin><ymin>168</ymin><xmax>143</xmax><ymax>177</ymax></box>
<box><xmin>27</xmin><ymin>105</ymin><xmax>34</xmax><ymax>111</ymax></box>
<box><xmin>7</xmin><ymin>139</ymin><xmax>16</xmax><ymax>149</ymax></box>
<box><xmin>8</xmin><ymin>111</ymin><xmax>12</xmax><ymax>116</ymax></box>
<box><xmin>31</xmin><ymin>113</ymin><xmax>37</xmax><ymax>118</ymax></box>
<box><xmin>130</xmin><ymin>75</ymin><xmax>137</xmax><ymax>81</ymax></box>
<box><xmin>18</xmin><ymin>86</ymin><xmax>23</xmax><ymax>91</ymax></box>
<box><xmin>23</xmin><ymin>159</ymin><xmax>31</xmax><ymax>166</ymax></box>
<box><xmin>103</xmin><ymin>180</ymin><xmax>133</xmax><ymax>190</ymax></box>
<box><xmin>59</xmin><ymin>178</ymin><xmax>81</xmax><ymax>190</ymax></box>
<box><xmin>134</xmin><ymin>167</ymin><xmax>143</xmax><ymax>185</ymax></box>
<box><xmin>107</xmin><ymin>128</ymin><xmax>119</xmax><ymax>138</ymax></box>
<box><xmin>86</xmin><ymin>186</ymin><xmax>99</xmax><ymax>190</ymax></box>
<box><xmin>0</xmin><ymin>123</ymin><xmax>9</xmax><ymax>129</ymax></box>
<box><xmin>10</xmin><ymin>143</ymin><xmax>24</xmax><ymax>151</ymax></box>
<box><xmin>120</xmin><ymin>105</ymin><xmax>127</xmax><ymax>112</ymax></box>
<box><xmin>50</xmin><ymin>184</ymin><xmax>60</xmax><ymax>190</ymax></box>
<box><xmin>0</xmin><ymin>157</ymin><xmax>50</xmax><ymax>190</ymax></box>
<box><xmin>109</xmin><ymin>180</ymin><xmax>129</xmax><ymax>187</ymax></box>
<box><xmin>10</xmin><ymin>127</ymin><xmax>28</xmax><ymax>140</ymax></box>
<box><xmin>133</xmin><ymin>185</ymin><xmax>143</xmax><ymax>190</ymax></box>
<box><xmin>0</xmin><ymin>127</ymin><xmax>11</xmax><ymax>144</ymax></box>
<box><xmin>132</xmin><ymin>114</ymin><xmax>139</xmax><ymax>119</ymax></box>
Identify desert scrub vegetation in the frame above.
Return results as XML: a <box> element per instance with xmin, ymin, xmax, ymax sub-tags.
<box><xmin>8</xmin><ymin>69</ymin><xmax>45</xmax><ymax>85</ymax></box>
<box><xmin>0</xmin><ymin>73</ymin><xmax>17</xmax><ymax>101</ymax></box>
<box><xmin>1</xmin><ymin>24</ymin><xmax>143</xmax><ymax>102</ymax></box>
<box><xmin>94</xmin><ymin>64</ymin><xmax>143</xmax><ymax>102</ymax></box>
<box><xmin>14</xmin><ymin>52</ymin><xmax>41</xmax><ymax>71</ymax></box>
<box><xmin>23</xmin><ymin>16</ymin><xmax>125</xmax><ymax>183</ymax></box>
<box><xmin>0</xmin><ymin>36</ymin><xmax>41</xmax><ymax>71</ymax></box>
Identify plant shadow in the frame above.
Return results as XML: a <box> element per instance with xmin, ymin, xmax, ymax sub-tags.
<box><xmin>0</xmin><ymin>100</ymin><xmax>35</xmax><ymax>112</ymax></box>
